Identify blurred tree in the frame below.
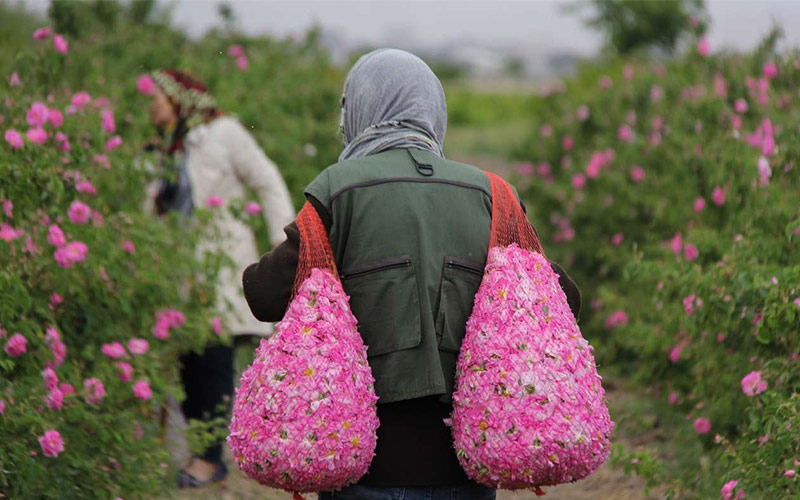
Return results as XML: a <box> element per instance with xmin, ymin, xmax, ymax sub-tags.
<box><xmin>128</xmin><ymin>0</ymin><xmax>156</xmax><ymax>24</ymax></box>
<box><xmin>577</xmin><ymin>0</ymin><xmax>706</xmax><ymax>55</ymax></box>
<box><xmin>49</xmin><ymin>0</ymin><xmax>123</xmax><ymax>38</ymax></box>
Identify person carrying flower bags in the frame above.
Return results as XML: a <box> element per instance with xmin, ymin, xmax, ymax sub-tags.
<box><xmin>241</xmin><ymin>49</ymin><xmax>582</xmax><ymax>500</ymax></box>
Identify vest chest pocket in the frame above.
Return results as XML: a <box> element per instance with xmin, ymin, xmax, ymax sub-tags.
<box><xmin>341</xmin><ymin>255</ymin><xmax>422</xmax><ymax>357</ymax></box>
<box><xmin>435</xmin><ymin>257</ymin><xmax>485</xmax><ymax>353</ymax></box>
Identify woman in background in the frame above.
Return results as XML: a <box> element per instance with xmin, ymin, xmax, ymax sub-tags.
<box><xmin>146</xmin><ymin>69</ymin><xmax>295</xmax><ymax>487</ymax></box>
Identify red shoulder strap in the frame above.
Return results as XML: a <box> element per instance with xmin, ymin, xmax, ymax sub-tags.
<box><xmin>486</xmin><ymin>171</ymin><xmax>544</xmax><ymax>255</ymax></box>
<box><xmin>293</xmin><ymin>202</ymin><xmax>339</xmax><ymax>298</ymax></box>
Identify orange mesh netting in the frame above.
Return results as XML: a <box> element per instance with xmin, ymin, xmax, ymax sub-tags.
<box><xmin>486</xmin><ymin>171</ymin><xmax>544</xmax><ymax>255</ymax></box>
<box><xmin>292</xmin><ymin>202</ymin><xmax>339</xmax><ymax>299</ymax></box>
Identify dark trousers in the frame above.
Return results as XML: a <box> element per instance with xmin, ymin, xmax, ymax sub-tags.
<box><xmin>179</xmin><ymin>344</ymin><xmax>234</xmax><ymax>464</ymax></box>
<box><xmin>318</xmin><ymin>484</ymin><xmax>496</xmax><ymax>500</ymax></box>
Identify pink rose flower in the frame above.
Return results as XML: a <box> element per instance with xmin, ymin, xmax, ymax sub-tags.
<box><xmin>206</xmin><ymin>195</ymin><xmax>224</xmax><ymax>207</ymax></box>
<box><xmin>711</xmin><ymin>187</ymin><xmax>726</xmax><ymax>206</ymax></box>
<box><xmin>128</xmin><ymin>338</ymin><xmax>149</xmax><ymax>355</ymax></box>
<box><xmin>2</xmin><ymin>199</ymin><xmax>12</xmax><ymax>218</ymax></box>
<box><xmin>758</xmin><ymin>156</ymin><xmax>771</xmax><ymax>186</ymax></box>
<box><xmin>761</xmin><ymin>135</ymin><xmax>775</xmax><ymax>157</ymax></box>
<box><xmin>693</xmin><ymin>417</ymin><xmax>711</xmax><ymax>434</ymax></box>
<box><xmin>152</xmin><ymin>309</ymin><xmax>185</xmax><ymax>339</ymax></box>
<box><xmin>668</xmin><ymin>391</ymin><xmax>680</xmax><ymax>404</ymax></box>
<box><xmin>136</xmin><ymin>74</ymin><xmax>155</xmax><ymax>95</ymax></box>
<box><xmin>76</xmin><ymin>181</ymin><xmax>96</xmax><ymax>195</ymax></box>
<box><xmin>0</xmin><ymin>399</ymin><xmax>5</xmax><ymax>415</ymax></box>
<box><xmin>0</xmin><ymin>224</ymin><xmax>24</xmax><ymax>242</ymax></box>
<box><xmin>9</xmin><ymin>72</ymin><xmax>21</xmax><ymax>87</ymax></box>
<box><xmin>47</xmin><ymin>225</ymin><xmax>66</xmax><ymax>247</ymax></box>
<box><xmin>38</xmin><ymin>430</ymin><xmax>65</xmax><ymax>457</ymax></box>
<box><xmin>734</xmin><ymin>99</ymin><xmax>748</xmax><ymax>113</ymax></box>
<box><xmin>54</xmin><ymin>241</ymin><xmax>88</xmax><ymax>268</ymax></box>
<box><xmin>68</xmin><ymin>200</ymin><xmax>91</xmax><ymax>224</ymax></box>
<box><xmin>83</xmin><ymin>377</ymin><xmax>105</xmax><ymax>404</ymax></box>
<box><xmin>604</xmin><ymin>310</ymin><xmax>628</xmax><ymax>329</ymax></box>
<box><xmin>228</xmin><ymin>44</ymin><xmax>245</xmax><ymax>57</ymax></box>
<box><xmin>27</xmin><ymin>102</ymin><xmax>49</xmax><ymax>127</ymax></box>
<box><xmin>59</xmin><ymin>382</ymin><xmax>75</xmax><ymax>396</ymax></box>
<box><xmin>48</xmin><ymin>108</ymin><xmax>64</xmax><ymax>128</ymax></box>
<box><xmin>721</xmin><ymin>480</ymin><xmax>740</xmax><ymax>500</ymax></box>
<box><xmin>55</xmin><ymin>132</ymin><xmax>70</xmax><ymax>152</ymax></box>
<box><xmin>105</xmin><ymin>135</ymin><xmax>122</xmax><ymax>151</ymax></box>
<box><xmin>576</xmin><ymin>105</ymin><xmax>590</xmax><ymax>121</ymax></box>
<box><xmin>693</xmin><ymin>197</ymin><xmax>706</xmax><ymax>212</ymax></box>
<box><xmin>45</xmin><ymin>388</ymin><xmax>64</xmax><ymax>411</ymax></box>
<box><xmin>236</xmin><ymin>55</ymin><xmax>249</xmax><ymax>71</ymax></box>
<box><xmin>117</xmin><ymin>362</ymin><xmax>133</xmax><ymax>382</ymax></box>
<box><xmin>121</xmin><ymin>240</ymin><xmax>135</xmax><ymax>253</ymax></box>
<box><xmin>101</xmin><ymin>110</ymin><xmax>116</xmax><ymax>134</ymax></box>
<box><xmin>53</xmin><ymin>34</ymin><xmax>68</xmax><ymax>54</ymax></box>
<box><xmin>617</xmin><ymin>125</ymin><xmax>634</xmax><ymax>142</ymax></box>
<box><xmin>94</xmin><ymin>154</ymin><xmax>110</xmax><ymax>169</ymax></box>
<box><xmin>245</xmin><ymin>201</ymin><xmax>262</xmax><ymax>216</ymax></box>
<box><xmin>571</xmin><ymin>173</ymin><xmax>586</xmax><ymax>190</ymax></box>
<box><xmin>683</xmin><ymin>295</ymin><xmax>697</xmax><ymax>315</ymax></box>
<box><xmin>50</xmin><ymin>293</ymin><xmax>64</xmax><ymax>310</ymax></box>
<box><xmin>5</xmin><ymin>333</ymin><xmax>27</xmax><ymax>356</ymax></box>
<box><xmin>650</xmin><ymin>85</ymin><xmax>663</xmax><ymax>102</ymax></box>
<box><xmin>101</xmin><ymin>342</ymin><xmax>126</xmax><ymax>359</ymax></box>
<box><xmin>697</xmin><ymin>36</ymin><xmax>710</xmax><ymax>57</ymax></box>
<box><xmin>668</xmin><ymin>344</ymin><xmax>684</xmax><ymax>363</ymax></box>
<box><xmin>5</xmin><ymin>129</ymin><xmax>24</xmax><ymax>149</ymax></box>
<box><xmin>763</xmin><ymin>62</ymin><xmax>778</xmax><ymax>79</ymax></box>
<box><xmin>211</xmin><ymin>316</ymin><xmax>223</xmax><ymax>335</ymax></box>
<box><xmin>133</xmin><ymin>380</ymin><xmax>152</xmax><ymax>401</ymax></box>
<box><xmin>26</xmin><ymin>128</ymin><xmax>48</xmax><ymax>144</ymax></box>
<box><xmin>42</xmin><ymin>367</ymin><xmax>59</xmax><ymax>390</ymax></box>
<box><xmin>630</xmin><ymin>166</ymin><xmax>645</xmax><ymax>183</ymax></box>
<box><xmin>562</xmin><ymin>136</ymin><xmax>574</xmax><ymax>151</ymax></box>
<box><xmin>611</xmin><ymin>233</ymin><xmax>624</xmax><ymax>246</ymax></box>
<box><xmin>33</xmin><ymin>27</ymin><xmax>52</xmax><ymax>40</ymax></box>
<box><xmin>684</xmin><ymin>244</ymin><xmax>699</xmax><ymax>261</ymax></box>
<box><xmin>71</xmin><ymin>91</ymin><xmax>92</xmax><ymax>110</ymax></box>
<box><xmin>741</xmin><ymin>371</ymin><xmax>767</xmax><ymax>396</ymax></box>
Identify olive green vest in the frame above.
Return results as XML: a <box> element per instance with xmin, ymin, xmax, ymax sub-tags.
<box><xmin>305</xmin><ymin>148</ymin><xmax>497</xmax><ymax>405</ymax></box>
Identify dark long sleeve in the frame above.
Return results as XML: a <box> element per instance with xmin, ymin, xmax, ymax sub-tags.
<box><xmin>241</xmin><ymin>196</ymin><xmax>330</xmax><ymax>322</ymax></box>
<box><xmin>550</xmin><ymin>261</ymin><xmax>581</xmax><ymax>320</ymax></box>
<box><xmin>242</xmin><ymin>220</ymin><xmax>301</xmax><ymax>322</ymax></box>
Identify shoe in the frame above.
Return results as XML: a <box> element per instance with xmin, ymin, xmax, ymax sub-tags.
<box><xmin>178</xmin><ymin>460</ymin><xmax>228</xmax><ymax>488</ymax></box>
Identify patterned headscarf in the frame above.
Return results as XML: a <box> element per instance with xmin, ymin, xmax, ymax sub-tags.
<box><xmin>150</xmin><ymin>69</ymin><xmax>221</xmax><ymax>153</ymax></box>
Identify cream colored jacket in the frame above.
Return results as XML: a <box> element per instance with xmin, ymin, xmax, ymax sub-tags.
<box><xmin>183</xmin><ymin>116</ymin><xmax>295</xmax><ymax>336</ymax></box>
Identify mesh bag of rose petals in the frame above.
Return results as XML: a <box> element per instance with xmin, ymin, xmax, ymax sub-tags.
<box><xmin>228</xmin><ymin>202</ymin><xmax>379</xmax><ymax>495</ymax></box>
<box><xmin>451</xmin><ymin>172</ymin><xmax>613</xmax><ymax>494</ymax></box>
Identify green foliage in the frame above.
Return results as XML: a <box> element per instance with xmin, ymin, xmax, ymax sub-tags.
<box><xmin>580</xmin><ymin>0</ymin><xmax>706</xmax><ymax>55</ymax></box>
<box><xmin>0</xmin><ymin>3</ymin><xmax>342</xmax><ymax>499</ymax></box>
<box><xmin>511</xmin><ymin>35</ymin><xmax>800</xmax><ymax>497</ymax></box>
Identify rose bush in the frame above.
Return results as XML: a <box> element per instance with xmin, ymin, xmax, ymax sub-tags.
<box><xmin>511</xmin><ymin>31</ymin><xmax>800</xmax><ymax>499</ymax></box>
<box><xmin>0</xmin><ymin>2</ymin><xmax>341</xmax><ymax>499</ymax></box>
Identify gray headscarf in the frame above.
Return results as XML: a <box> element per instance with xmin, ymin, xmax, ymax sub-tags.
<box><xmin>338</xmin><ymin>48</ymin><xmax>447</xmax><ymax>162</ymax></box>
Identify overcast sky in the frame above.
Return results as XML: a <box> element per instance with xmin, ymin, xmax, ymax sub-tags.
<box><xmin>19</xmin><ymin>0</ymin><xmax>800</xmax><ymax>57</ymax></box>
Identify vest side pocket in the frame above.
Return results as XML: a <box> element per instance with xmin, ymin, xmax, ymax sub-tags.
<box><xmin>435</xmin><ymin>256</ymin><xmax>484</xmax><ymax>353</ymax></box>
<box><xmin>341</xmin><ymin>255</ymin><xmax>422</xmax><ymax>357</ymax></box>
